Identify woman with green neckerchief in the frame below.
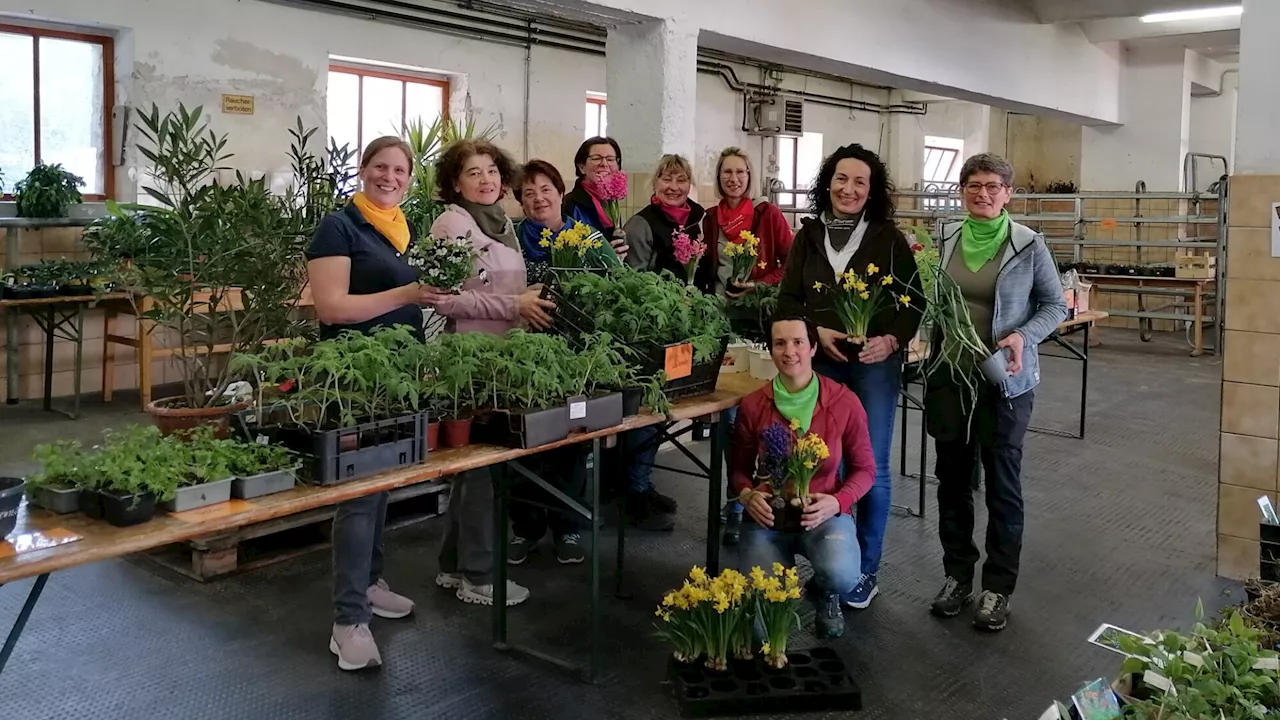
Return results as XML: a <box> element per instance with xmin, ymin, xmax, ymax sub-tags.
<box><xmin>924</xmin><ymin>153</ymin><xmax>1066</xmax><ymax>634</ymax></box>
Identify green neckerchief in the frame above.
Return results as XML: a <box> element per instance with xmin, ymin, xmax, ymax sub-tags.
<box><xmin>960</xmin><ymin>210</ymin><xmax>1010</xmax><ymax>272</ymax></box>
<box><xmin>457</xmin><ymin>199</ymin><xmax>519</xmax><ymax>251</ymax></box>
<box><xmin>772</xmin><ymin>373</ymin><xmax>819</xmax><ymax>434</ymax></box>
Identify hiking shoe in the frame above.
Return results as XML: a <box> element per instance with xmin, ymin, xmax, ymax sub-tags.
<box><xmin>973</xmin><ymin>591</ymin><xmax>1011</xmax><ymax>632</ymax></box>
<box><xmin>641</xmin><ymin>486</ymin><xmax>679</xmax><ymax>514</ymax></box>
<box><xmin>722</xmin><ymin>512</ymin><xmax>742</xmax><ymax>546</ymax></box>
<box><xmin>435</xmin><ymin>572</ymin><xmax>464</xmax><ymax>590</ymax></box>
<box><xmin>815</xmin><ymin>594</ymin><xmax>845</xmax><ymax>639</ymax></box>
<box><xmin>843</xmin><ymin>574</ymin><xmax>878</xmax><ymax>609</ymax></box>
<box><xmin>367</xmin><ymin>579</ymin><xmax>414</xmax><ymax>619</ymax></box>
<box><xmin>508</xmin><ymin>535</ymin><xmax>531</xmax><ymax>565</ymax></box>
<box><xmin>624</xmin><ymin>492</ymin><xmax>675</xmax><ymax>532</ymax></box>
<box><xmin>554</xmin><ymin>533</ymin><xmax>585</xmax><ymax>564</ymax></box>
<box><xmin>330</xmin><ymin>623</ymin><xmax>381</xmax><ymax>671</ymax></box>
<box><xmin>457</xmin><ymin>578</ymin><xmax>531</xmax><ymax>607</ymax></box>
<box><xmin>930</xmin><ymin>577</ymin><xmax>974</xmax><ymax>618</ymax></box>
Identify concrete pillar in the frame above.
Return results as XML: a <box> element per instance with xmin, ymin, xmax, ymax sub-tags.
<box><xmin>605</xmin><ymin>19</ymin><xmax>698</xmax><ymax>212</ymax></box>
<box><xmin>1218</xmin><ymin>0</ymin><xmax>1280</xmax><ymax>580</ymax></box>
<box><xmin>1081</xmin><ymin>46</ymin><xmax>1191</xmax><ymax>192</ymax></box>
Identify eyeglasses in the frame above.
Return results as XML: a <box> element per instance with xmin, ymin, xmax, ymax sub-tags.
<box><xmin>963</xmin><ymin>182</ymin><xmax>1008</xmax><ymax>195</ymax></box>
<box><xmin>587</xmin><ymin>155</ymin><xmax>618</xmax><ymax>166</ymax></box>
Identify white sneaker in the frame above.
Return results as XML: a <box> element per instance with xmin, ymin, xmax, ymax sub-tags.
<box><xmin>367</xmin><ymin>579</ymin><xmax>414</xmax><ymax>619</ymax></box>
<box><xmin>456</xmin><ymin>578</ymin><xmax>531</xmax><ymax>606</ymax></box>
<box><xmin>330</xmin><ymin>623</ymin><xmax>381</xmax><ymax>671</ymax></box>
<box><xmin>435</xmin><ymin>572</ymin><xmax>464</xmax><ymax>589</ymax></box>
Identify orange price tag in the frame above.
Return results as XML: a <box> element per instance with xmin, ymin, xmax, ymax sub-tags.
<box><xmin>0</xmin><ymin>528</ymin><xmax>83</xmax><ymax>559</ymax></box>
<box><xmin>1100</xmin><ymin>218</ymin><xmax>1118</xmax><ymax>230</ymax></box>
<box><xmin>664</xmin><ymin>343</ymin><xmax>694</xmax><ymax>380</ymax></box>
<box><xmin>168</xmin><ymin>499</ymin><xmax>257</xmax><ymax>523</ymax></box>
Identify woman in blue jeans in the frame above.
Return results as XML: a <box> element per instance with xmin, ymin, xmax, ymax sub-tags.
<box><xmin>776</xmin><ymin>144</ymin><xmax>922</xmax><ymax>610</ymax></box>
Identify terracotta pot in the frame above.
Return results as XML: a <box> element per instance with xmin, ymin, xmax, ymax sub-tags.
<box><xmin>441</xmin><ymin>418</ymin><xmax>472</xmax><ymax>448</ymax></box>
<box><xmin>425</xmin><ymin>421</ymin><xmax>441</xmax><ymax>452</ymax></box>
<box><xmin>145</xmin><ymin>396</ymin><xmax>250</xmax><ymax>439</ymax></box>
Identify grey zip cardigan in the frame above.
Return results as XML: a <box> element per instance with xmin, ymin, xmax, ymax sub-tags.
<box><xmin>938</xmin><ymin>220</ymin><xmax>1068</xmax><ymax>399</ymax></box>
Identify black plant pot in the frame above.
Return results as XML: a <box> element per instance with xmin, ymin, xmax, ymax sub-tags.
<box><xmin>0</xmin><ymin>476</ymin><xmax>24</xmax><ymax>539</ymax></box>
<box><xmin>837</xmin><ymin>339</ymin><xmax>864</xmax><ymax>362</ymax></box>
<box><xmin>769</xmin><ymin>495</ymin><xmax>804</xmax><ymax>533</ymax></box>
<box><xmin>80</xmin><ymin>488</ymin><xmax>104</xmax><ymax>520</ymax></box>
<box><xmin>621</xmin><ymin>387</ymin><xmax>644</xmax><ymax>417</ymax></box>
<box><xmin>100</xmin><ymin>491</ymin><xmax>157</xmax><ymax>527</ymax></box>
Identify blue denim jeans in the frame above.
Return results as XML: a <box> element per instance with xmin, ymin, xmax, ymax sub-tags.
<box><xmin>332</xmin><ymin>491</ymin><xmax>388</xmax><ymax>625</ymax></box>
<box><xmin>722</xmin><ymin>406</ymin><xmax>743</xmax><ymax>515</ymax></box>
<box><xmin>624</xmin><ymin>426</ymin><xmax>660</xmax><ymax>494</ymax></box>
<box><xmin>815</xmin><ymin>356</ymin><xmax>902</xmax><ymax>576</ymax></box>
<box><xmin>737</xmin><ymin>512</ymin><xmax>861</xmax><ymax>595</ymax></box>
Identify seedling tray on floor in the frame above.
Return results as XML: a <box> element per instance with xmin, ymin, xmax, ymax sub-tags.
<box><xmin>666</xmin><ymin>647</ymin><xmax>862</xmax><ymax>718</ymax></box>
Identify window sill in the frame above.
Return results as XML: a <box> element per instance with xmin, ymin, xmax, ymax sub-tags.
<box><xmin>0</xmin><ymin>201</ymin><xmax>108</xmax><ymax>221</ymax></box>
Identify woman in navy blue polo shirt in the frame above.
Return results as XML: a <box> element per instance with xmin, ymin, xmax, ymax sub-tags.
<box><xmin>306</xmin><ymin>136</ymin><xmax>441</xmax><ymax>672</ymax></box>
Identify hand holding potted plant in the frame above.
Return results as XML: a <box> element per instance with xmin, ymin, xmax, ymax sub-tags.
<box><xmin>815</xmin><ymin>263</ymin><xmax>911</xmax><ymax>359</ymax></box>
<box><xmin>539</xmin><ymin>220</ymin><xmax>620</xmax><ymax>271</ymax></box>
<box><xmin>672</xmin><ymin>230</ymin><xmax>708</xmax><ymax>287</ymax></box>
<box><xmin>405</xmin><ymin>231</ymin><xmax>488</xmax><ymax>292</ymax></box>
<box><xmin>763</xmin><ymin>420</ymin><xmax>831</xmax><ymax>533</ymax></box>
<box><xmin>723</xmin><ymin>230</ymin><xmax>760</xmax><ymax>295</ymax></box>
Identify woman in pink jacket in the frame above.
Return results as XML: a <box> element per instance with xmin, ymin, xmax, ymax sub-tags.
<box><xmin>426</xmin><ymin>138</ymin><xmax>556</xmax><ymax>608</ymax></box>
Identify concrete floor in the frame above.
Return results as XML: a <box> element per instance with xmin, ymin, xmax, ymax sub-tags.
<box><xmin>0</xmin><ymin>329</ymin><xmax>1235</xmax><ymax>719</ymax></box>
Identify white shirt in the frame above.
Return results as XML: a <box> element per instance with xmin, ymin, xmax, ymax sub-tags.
<box><xmin>823</xmin><ymin>215</ymin><xmax>869</xmax><ymax>275</ymax></box>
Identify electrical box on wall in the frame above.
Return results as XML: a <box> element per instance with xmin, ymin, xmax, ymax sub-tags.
<box><xmin>746</xmin><ymin>93</ymin><xmax>804</xmax><ymax>138</ymax></box>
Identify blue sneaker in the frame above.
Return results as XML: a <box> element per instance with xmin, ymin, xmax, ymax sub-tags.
<box><xmin>843</xmin><ymin>574</ymin><xmax>878</xmax><ymax>609</ymax></box>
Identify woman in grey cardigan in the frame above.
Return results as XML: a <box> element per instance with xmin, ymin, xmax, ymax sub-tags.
<box><xmin>925</xmin><ymin>153</ymin><xmax>1067</xmax><ymax>632</ymax></box>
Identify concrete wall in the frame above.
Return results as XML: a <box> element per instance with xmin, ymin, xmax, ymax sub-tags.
<box><xmin>1007</xmin><ymin>115</ymin><xmax>1083</xmax><ymax>191</ymax></box>
<box><xmin>1189</xmin><ymin>70</ymin><xmax>1239</xmax><ymax>191</ymax></box>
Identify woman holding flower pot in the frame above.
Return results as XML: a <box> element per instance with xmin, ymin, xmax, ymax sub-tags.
<box><xmin>924</xmin><ymin>153</ymin><xmax>1066</xmax><ymax>632</ymax></box>
<box><xmin>515</xmin><ymin>159</ymin><xmax>626</xmax><ymax>286</ymax></box>
<box><xmin>703</xmin><ymin>147</ymin><xmax>795</xmax><ymax>545</ymax></box>
<box><xmin>776</xmin><ymin>143</ymin><xmax>923</xmax><ymax>611</ymax></box>
<box><xmin>563</xmin><ymin>136</ymin><xmax>631</xmax><ymax>256</ymax></box>
<box><xmin>306</xmin><ymin>136</ymin><xmax>444</xmax><ymax>672</ymax></box>
<box><xmin>423</xmin><ymin>139</ymin><xmax>554</xmax><ymax>610</ymax></box>
<box><xmin>730</xmin><ymin>315</ymin><xmax>876</xmax><ymax>639</ymax></box>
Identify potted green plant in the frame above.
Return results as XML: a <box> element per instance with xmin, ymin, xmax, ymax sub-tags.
<box><xmin>161</xmin><ymin>426</ymin><xmax>236</xmax><ymax>512</ymax></box>
<box><xmin>85</xmin><ymin>105</ymin><xmax>346</xmax><ymax>436</ymax></box>
<box><xmin>91</xmin><ymin>425</ymin><xmax>182</xmax><ymax>527</ymax></box>
<box><xmin>14</xmin><ymin>163</ymin><xmax>84</xmax><ymax>218</ymax></box>
<box><xmin>228</xmin><ymin>442</ymin><xmax>298</xmax><ymax>500</ymax></box>
<box><xmin>26</xmin><ymin>440</ymin><xmax>91</xmax><ymax>514</ymax></box>
<box><xmin>431</xmin><ymin>332</ymin><xmax>491</xmax><ymax>448</ymax></box>
<box><xmin>0</xmin><ymin>477</ymin><xmax>24</xmax><ymax>538</ymax></box>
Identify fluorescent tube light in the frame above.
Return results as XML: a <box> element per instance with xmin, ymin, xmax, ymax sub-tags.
<box><xmin>1140</xmin><ymin>5</ymin><xmax>1242</xmax><ymax>23</ymax></box>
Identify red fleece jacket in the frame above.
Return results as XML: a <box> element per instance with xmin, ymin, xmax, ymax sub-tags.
<box><xmin>703</xmin><ymin>200</ymin><xmax>794</xmax><ymax>285</ymax></box>
<box><xmin>730</xmin><ymin>374</ymin><xmax>876</xmax><ymax>515</ymax></box>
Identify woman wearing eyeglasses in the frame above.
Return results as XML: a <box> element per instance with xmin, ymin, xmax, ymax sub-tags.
<box><xmin>563</xmin><ymin>136</ymin><xmax>630</xmax><ymax>258</ymax></box>
<box><xmin>925</xmin><ymin>153</ymin><xmax>1066</xmax><ymax>633</ymax></box>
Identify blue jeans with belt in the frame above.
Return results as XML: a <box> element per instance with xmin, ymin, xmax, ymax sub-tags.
<box><xmin>815</xmin><ymin>355</ymin><xmax>901</xmax><ymax>576</ymax></box>
<box><xmin>737</xmin><ymin>512</ymin><xmax>861</xmax><ymax>596</ymax></box>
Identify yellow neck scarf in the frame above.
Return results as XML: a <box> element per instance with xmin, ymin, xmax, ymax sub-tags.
<box><xmin>352</xmin><ymin>191</ymin><xmax>410</xmax><ymax>253</ymax></box>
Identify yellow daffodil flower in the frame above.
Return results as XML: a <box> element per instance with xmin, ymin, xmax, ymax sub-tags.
<box><xmin>866</xmin><ymin>263</ymin><xmax>879</xmax><ymax>275</ymax></box>
<box><xmin>812</xmin><ymin>281</ymin><xmax>824</xmax><ymax>291</ymax></box>
<box><xmin>758</xmin><ymin>261</ymin><xmax>767</xmax><ymax>270</ymax></box>
<box><xmin>899</xmin><ymin>294</ymin><xmax>912</xmax><ymax>305</ymax></box>
<box><xmin>881</xmin><ymin>276</ymin><xmax>894</xmax><ymax>286</ymax></box>
<box><xmin>789</xmin><ymin>417</ymin><xmax>801</xmax><ymax>432</ymax></box>
<box><xmin>859</xmin><ymin>291</ymin><xmax>870</xmax><ymax>300</ymax></box>
<box><xmin>761</xmin><ymin>642</ymin><xmax>771</xmax><ymax>655</ymax></box>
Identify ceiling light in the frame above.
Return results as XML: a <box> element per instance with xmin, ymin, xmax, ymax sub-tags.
<box><xmin>1140</xmin><ymin>5</ymin><xmax>1242</xmax><ymax>23</ymax></box>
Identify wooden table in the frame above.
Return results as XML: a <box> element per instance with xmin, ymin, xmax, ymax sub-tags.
<box><xmin>0</xmin><ymin>372</ymin><xmax>760</xmax><ymax>683</ymax></box>
<box><xmin>0</xmin><ymin>293</ymin><xmax>130</xmax><ymax>417</ymax></box>
<box><xmin>1079</xmin><ymin>274</ymin><xmax>1215</xmax><ymax>356</ymax></box>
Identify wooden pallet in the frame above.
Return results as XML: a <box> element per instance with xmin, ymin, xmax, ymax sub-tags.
<box><xmin>143</xmin><ymin>480</ymin><xmax>449</xmax><ymax>582</ymax></box>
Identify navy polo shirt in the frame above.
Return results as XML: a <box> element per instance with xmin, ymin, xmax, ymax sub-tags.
<box><xmin>305</xmin><ymin>202</ymin><xmax>424</xmax><ymax>340</ymax></box>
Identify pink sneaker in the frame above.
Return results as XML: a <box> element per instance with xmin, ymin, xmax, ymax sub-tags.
<box><xmin>367</xmin><ymin>579</ymin><xmax>414</xmax><ymax>619</ymax></box>
<box><xmin>330</xmin><ymin>624</ymin><xmax>381</xmax><ymax>671</ymax></box>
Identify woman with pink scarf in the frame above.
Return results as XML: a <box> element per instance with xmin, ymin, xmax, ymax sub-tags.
<box><xmin>563</xmin><ymin>136</ymin><xmax>630</xmax><ymax>259</ymax></box>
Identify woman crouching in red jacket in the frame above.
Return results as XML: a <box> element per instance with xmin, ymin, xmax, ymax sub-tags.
<box><xmin>730</xmin><ymin>315</ymin><xmax>876</xmax><ymax>641</ymax></box>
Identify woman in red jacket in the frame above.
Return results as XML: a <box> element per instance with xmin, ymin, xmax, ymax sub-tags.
<box><xmin>703</xmin><ymin>147</ymin><xmax>794</xmax><ymax>297</ymax></box>
<box><xmin>731</xmin><ymin>315</ymin><xmax>876</xmax><ymax>640</ymax></box>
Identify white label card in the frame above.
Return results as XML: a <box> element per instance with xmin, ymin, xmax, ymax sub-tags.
<box><xmin>569</xmin><ymin>402</ymin><xmax>587</xmax><ymax>420</ymax></box>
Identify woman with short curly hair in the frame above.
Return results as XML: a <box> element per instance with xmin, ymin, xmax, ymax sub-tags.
<box><xmin>777</xmin><ymin>143</ymin><xmax>923</xmax><ymax>612</ymax></box>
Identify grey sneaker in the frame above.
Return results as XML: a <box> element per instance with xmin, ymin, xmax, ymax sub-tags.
<box><xmin>815</xmin><ymin>594</ymin><xmax>845</xmax><ymax>639</ymax></box>
<box><xmin>973</xmin><ymin>590</ymin><xmax>1010</xmax><ymax>631</ymax></box>
<box><xmin>457</xmin><ymin>578</ymin><xmax>531</xmax><ymax>606</ymax></box>
<box><xmin>930</xmin><ymin>577</ymin><xmax>974</xmax><ymax>618</ymax></box>
<box><xmin>554</xmin><ymin>533</ymin><xmax>585</xmax><ymax>564</ymax></box>
<box><xmin>367</xmin><ymin>579</ymin><xmax>414</xmax><ymax>619</ymax></box>
<box><xmin>508</xmin><ymin>535</ymin><xmax>531</xmax><ymax>565</ymax></box>
<box><xmin>330</xmin><ymin>623</ymin><xmax>381</xmax><ymax>671</ymax></box>
<box><xmin>435</xmin><ymin>572</ymin><xmax>464</xmax><ymax>590</ymax></box>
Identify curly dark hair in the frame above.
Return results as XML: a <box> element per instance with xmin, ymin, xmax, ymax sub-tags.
<box><xmin>435</xmin><ymin>139</ymin><xmax>518</xmax><ymax>205</ymax></box>
<box><xmin>807</xmin><ymin>143</ymin><xmax>895</xmax><ymax>222</ymax></box>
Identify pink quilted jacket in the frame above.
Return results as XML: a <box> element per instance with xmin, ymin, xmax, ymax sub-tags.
<box><xmin>428</xmin><ymin>204</ymin><xmax>529</xmax><ymax>336</ymax></box>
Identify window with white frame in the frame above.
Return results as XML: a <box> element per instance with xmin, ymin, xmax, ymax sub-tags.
<box><xmin>775</xmin><ymin>132</ymin><xmax>824</xmax><ymax>209</ymax></box>
<box><xmin>585</xmin><ymin>92</ymin><xmax>607</xmax><ymax>139</ymax></box>
<box><xmin>922</xmin><ymin>135</ymin><xmax>963</xmax><ymax>187</ymax></box>
<box><xmin>0</xmin><ymin>23</ymin><xmax>113</xmax><ymax>197</ymax></box>
<box><xmin>327</xmin><ymin>63</ymin><xmax>449</xmax><ymax>156</ymax></box>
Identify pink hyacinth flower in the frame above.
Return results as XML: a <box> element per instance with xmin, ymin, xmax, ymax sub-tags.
<box><xmin>594</xmin><ymin>170</ymin><xmax>629</xmax><ymax>202</ymax></box>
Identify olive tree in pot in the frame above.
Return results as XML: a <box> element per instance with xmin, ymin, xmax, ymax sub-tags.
<box><xmin>86</xmin><ymin>105</ymin><xmax>342</xmax><ymax>436</ymax></box>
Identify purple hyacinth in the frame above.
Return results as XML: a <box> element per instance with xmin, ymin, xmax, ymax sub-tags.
<box><xmin>759</xmin><ymin>422</ymin><xmax>792</xmax><ymax>481</ymax></box>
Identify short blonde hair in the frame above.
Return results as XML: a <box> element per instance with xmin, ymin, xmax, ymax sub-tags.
<box><xmin>360</xmin><ymin>136</ymin><xmax>413</xmax><ymax>171</ymax></box>
<box><xmin>652</xmin><ymin>154</ymin><xmax>693</xmax><ymax>187</ymax></box>
<box><xmin>714</xmin><ymin>147</ymin><xmax>753</xmax><ymax>198</ymax></box>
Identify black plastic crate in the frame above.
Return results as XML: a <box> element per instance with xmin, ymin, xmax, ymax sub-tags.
<box><xmin>1262</xmin><ymin>523</ymin><xmax>1280</xmax><ymax>582</ymax></box>
<box><xmin>667</xmin><ymin>647</ymin><xmax>862</xmax><ymax>718</ymax></box>
<box><xmin>473</xmin><ymin>406</ymin><xmax>570</xmax><ymax>449</ymax></box>
<box><xmin>233</xmin><ymin>409</ymin><xmax>427</xmax><ymax>486</ymax></box>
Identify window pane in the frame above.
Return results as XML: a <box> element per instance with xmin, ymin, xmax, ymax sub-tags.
<box><xmin>405</xmin><ymin>82</ymin><xmax>443</xmax><ymax>127</ymax></box>
<box><xmin>39</xmin><ymin>37</ymin><xmax>105</xmax><ymax>194</ymax></box>
<box><xmin>923</xmin><ymin>149</ymin><xmax>944</xmax><ymax>182</ymax></box>
<box><xmin>796</xmin><ymin>132</ymin><xmax>823</xmax><ymax>191</ymax></box>
<box><xmin>360</xmin><ymin>76</ymin><xmax>404</xmax><ymax>150</ymax></box>
<box><xmin>599</xmin><ymin>104</ymin><xmax>607</xmax><ymax>136</ymax></box>
<box><xmin>0</xmin><ymin>32</ymin><xmax>35</xmax><ymax>194</ymax></box>
<box><xmin>778</xmin><ymin>137</ymin><xmax>796</xmax><ymax>189</ymax></box>
<box><xmin>327</xmin><ymin>71</ymin><xmax>360</xmax><ymax>157</ymax></box>
<box><xmin>584</xmin><ymin>103</ymin><xmax>597</xmax><ymax>139</ymax></box>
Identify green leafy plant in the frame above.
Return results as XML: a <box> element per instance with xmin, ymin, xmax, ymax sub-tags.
<box><xmin>728</xmin><ymin>283</ymin><xmax>779</xmax><ymax>344</ymax></box>
<box><xmin>28</xmin><ymin>440</ymin><xmax>92</xmax><ymax>490</ymax></box>
<box><xmin>402</xmin><ymin>113</ymin><xmax>502</xmax><ymax>236</ymax></box>
<box><xmin>14</xmin><ymin>163</ymin><xmax>84</xmax><ymax>218</ymax></box>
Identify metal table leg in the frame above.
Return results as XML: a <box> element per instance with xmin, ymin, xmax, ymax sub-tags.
<box><xmin>42</xmin><ymin>305</ymin><xmax>54</xmax><ymax>412</ymax></box>
<box><xmin>1028</xmin><ymin>328</ymin><xmax>1091</xmax><ymax>440</ymax></box>
<box><xmin>0</xmin><ymin>574</ymin><xmax>50</xmax><ymax>677</ymax></box>
<box><xmin>706</xmin><ymin>411</ymin><xmax>725</xmax><ymax>574</ymax></box>
<box><xmin>3</xmin><ymin>226</ymin><xmax>17</xmax><ymax>405</ymax></box>
<box><xmin>1080</xmin><ymin>324</ymin><xmax>1090</xmax><ymax>439</ymax></box>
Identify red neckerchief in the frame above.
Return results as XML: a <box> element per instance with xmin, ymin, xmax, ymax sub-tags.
<box><xmin>581</xmin><ymin>179</ymin><xmax>614</xmax><ymax>229</ymax></box>
<box><xmin>718</xmin><ymin>197</ymin><xmax>754</xmax><ymax>240</ymax></box>
<box><xmin>652</xmin><ymin>196</ymin><xmax>691</xmax><ymax>226</ymax></box>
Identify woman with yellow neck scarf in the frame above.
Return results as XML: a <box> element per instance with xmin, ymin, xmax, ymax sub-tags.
<box><xmin>305</xmin><ymin>136</ymin><xmax>442</xmax><ymax>672</ymax></box>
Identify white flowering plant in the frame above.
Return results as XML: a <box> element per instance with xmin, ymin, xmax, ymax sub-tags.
<box><xmin>405</xmin><ymin>230</ymin><xmax>487</xmax><ymax>292</ymax></box>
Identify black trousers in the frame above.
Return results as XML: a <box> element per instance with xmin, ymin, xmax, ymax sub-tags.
<box><xmin>510</xmin><ymin>446</ymin><xmax>589</xmax><ymax>541</ymax></box>
<box><xmin>927</xmin><ymin>380</ymin><xmax>1034</xmax><ymax>596</ymax></box>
